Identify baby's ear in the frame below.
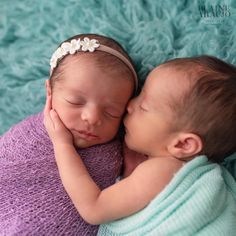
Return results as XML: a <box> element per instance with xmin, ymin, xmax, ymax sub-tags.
<box><xmin>167</xmin><ymin>133</ymin><xmax>203</xmax><ymax>159</ymax></box>
<box><xmin>45</xmin><ymin>80</ymin><xmax>52</xmax><ymax>97</ymax></box>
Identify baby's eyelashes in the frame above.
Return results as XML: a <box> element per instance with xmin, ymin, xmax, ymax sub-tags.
<box><xmin>65</xmin><ymin>99</ymin><xmax>85</xmax><ymax>106</ymax></box>
<box><xmin>139</xmin><ymin>105</ymin><xmax>148</xmax><ymax>112</ymax></box>
<box><xmin>104</xmin><ymin>111</ymin><xmax>122</xmax><ymax>119</ymax></box>
<box><xmin>64</xmin><ymin>98</ymin><xmax>123</xmax><ymax>119</ymax></box>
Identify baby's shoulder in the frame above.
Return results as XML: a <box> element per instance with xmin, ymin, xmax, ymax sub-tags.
<box><xmin>127</xmin><ymin>157</ymin><xmax>183</xmax><ymax>202</ymax></box>
<box><xmin>132</xmin><ymin>157</ymin><xmax>183</xmax><ymax>186</ymax></box>
<box><xmin>137</xmin><ymin>156</ymin><xmax>183</xmax><ymax>172</ymax></box>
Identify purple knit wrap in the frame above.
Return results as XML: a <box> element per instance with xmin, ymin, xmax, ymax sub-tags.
<box><xmin>0</xmin><ymin>112</ymin><xmax>123</xmax><ymax>235</ymax></box>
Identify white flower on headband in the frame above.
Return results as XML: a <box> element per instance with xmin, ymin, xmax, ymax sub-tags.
<box><xmin>68</xmin><ymin>39</ymin><xmax>81</xmax><ymax>54</ymax></box>
<box><xmin>61</xmin><ymin>42</ymin><xmax>72</xmax><ymax>54</ymax></box>
<box><xmin>50</xmin><ymin>56</ymin><xmax>57</xmax><ymax>69</ymax></box>
<box><xmin>50</xmin><ymin>37</ymin><xmax>100</xmax><ymax>71</ymax></box>
<box><xmin>80</xmin><ymin>37</ymin><xmax>99</xmax><ymax>52</ymax></box>
<box><xmin>50</xmin><ymin>47</ymin><xmax>67</xmax><ymax>68</ymax></box>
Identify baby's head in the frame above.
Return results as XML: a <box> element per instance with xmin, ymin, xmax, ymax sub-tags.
<box><xmin>125</xmin><ymin>55</ymin><xmax>236</xmax><ymax>162</ymax></box>
<box><xmin>46</xmin><ymin>34</ymin><xmax>138</xmax><ymax>148</ymax></box>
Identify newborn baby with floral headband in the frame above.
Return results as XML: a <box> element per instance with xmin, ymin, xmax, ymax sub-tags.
<box><xmin>0</xmin><ymin>33</ymin><xmax>141</xmax><ymax>235</ymax></box>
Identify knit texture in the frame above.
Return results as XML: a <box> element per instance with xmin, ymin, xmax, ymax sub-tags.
<box><xmin>98</xmin><ymin>156</ymin><xmax>236</xmax><ymax>236</ymax></box>
<box><xmin>0</xmin><ymin>112</ymin><xmax>123</xmax><ymax>236</ymax></box>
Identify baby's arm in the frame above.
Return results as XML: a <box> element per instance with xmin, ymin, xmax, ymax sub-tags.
<box><xmin>44</xmin><ymin>95</ymin><xmax>176</xmax><ymax>225</ymax></box>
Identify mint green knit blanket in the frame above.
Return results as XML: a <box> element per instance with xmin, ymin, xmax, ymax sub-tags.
<box><xmin>98</xmin><ymin>156</ymin><xmax>236</xmax><ymax>236</ymax></box>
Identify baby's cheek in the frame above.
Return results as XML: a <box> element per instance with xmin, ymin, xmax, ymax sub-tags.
<box><xmin>57</xmin><ymin>109</ymin><xmax>80</xmax><ymax>129</ymax></box>
<box><xmin>104</xmin><ymin>120</ymin><xmax>121</xmax><ymax>138</ymax></box>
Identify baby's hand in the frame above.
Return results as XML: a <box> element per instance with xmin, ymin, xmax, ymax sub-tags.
<box><xmin>43</xmin><ymin>94</ymin><xmax>73</xmax><ymax>147</ymax></box>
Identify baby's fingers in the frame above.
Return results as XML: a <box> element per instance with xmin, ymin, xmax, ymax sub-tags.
<box><xmin>43</xmin><ymin>95</ymin><xmax>53</xmax><ymax>126</ymax></box>
<box><xmin>49</xmin><ymin>109</ymin><xmax>66</xmax><ymax>131</ymax></box>
<box><xmin>44</xmin><ymin>94</ymin><xmax>52</xmax><ymax>116</ymax></box>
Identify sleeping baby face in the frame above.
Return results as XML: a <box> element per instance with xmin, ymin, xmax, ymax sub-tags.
<box><xmin>48</xmin><ymin>55</ymin><xmax>133</xmax><ymax>148</ymax></box>
<box><xmin>124</xmin><ymin>65</ymin><xmax>190</xmax><ymax>157</ymax></box>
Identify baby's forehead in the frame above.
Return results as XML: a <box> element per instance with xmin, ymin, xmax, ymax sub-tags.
<box><xmin>145</xmin><ymin>65</ymin><xmax>193</xmax><ymax>103</ymax></box>
<box><xmin>149</xmin><ymin>64</ymin><xmax>188</xmax><ymax>83</ymax></box>
<box><xmin>62</xmin><ymin>53</ymin><xmax>97</xmax><ymax>68</ymax></box>
<box><xmin>160</xmin><ymin>60</ymin><xmax>204</xmax><ymax>77</ymax></box>
<box><xmin>152</xmin><ymin>62</ymin><xmax>202</xmax><ymax>85</ymax></box>
<box><xmin>61</xmin><ymin>53</ymin><xmax>130</xmax><ymax>78</ymax></box>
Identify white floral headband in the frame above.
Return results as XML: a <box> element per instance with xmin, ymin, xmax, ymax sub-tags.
<box><xmin>50</xmin><ymin>37</ymin><xmax>138</xmax><ymax>90</ymax></box>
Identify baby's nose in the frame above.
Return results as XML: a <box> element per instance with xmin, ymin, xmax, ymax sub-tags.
<box><xmin>127</xmin><ymin>99</ymin><xmax>135</xmax><ymax>114</ymax></box>
<box><xmin>81</xmin><ymin>106</ymin><xmax>102</xmax><ymax>126</ymax></box>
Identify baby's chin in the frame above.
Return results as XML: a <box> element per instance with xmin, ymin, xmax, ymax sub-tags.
<box><xmin>125</xmin><ymin>135</ymin><xmax>141</xmax><ymax>154</ymax></box>
<box><xmin>72</xmin><ymin>133</ymin><xmax>116</xmax><ymax>149</ymax></box>
<box><xmin>73</xmin><ymin>139</ymin><xmax>97</xmax><ymax>149</ymax></box>
<box><xmin>73</xmin><ymin>137</ymin><xmax>106</xmax><ymax>149</ymax></box>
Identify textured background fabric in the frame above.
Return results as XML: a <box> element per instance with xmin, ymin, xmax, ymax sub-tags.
<box><xmin>0</xmin><ymin>0</ymin><xmax>236</xmax><ymax>134</ymax></box>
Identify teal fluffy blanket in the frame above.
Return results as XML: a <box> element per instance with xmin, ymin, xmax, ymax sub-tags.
<box><xmin>98</xmin><ymin>156</ymin><xmax>236</xmax><ymax>235</ymax></box>
<box><xmin>1</xmin><ymin>0</ymin><xmax>236</xmax><ymax>135</ymax></box>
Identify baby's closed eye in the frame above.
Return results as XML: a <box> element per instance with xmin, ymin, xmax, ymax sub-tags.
<box><xmin>104</xmin><ymin>107</ymin><xmax>124</xmax><ymax>119</ymax></box>
<box><xmin>65</xmin><ymin>97</ymin><xmax>86</xmax><ymax>105</ymax></box>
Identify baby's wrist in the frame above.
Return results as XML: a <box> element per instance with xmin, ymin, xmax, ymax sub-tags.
<box><xmin>53</xmin><ymin>141</ymin><xmax>74</xmax><ymax>150</ymax></box>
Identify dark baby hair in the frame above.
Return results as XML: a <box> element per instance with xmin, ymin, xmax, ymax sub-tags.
<box><xmin>163</xmin><ymin>55</ymin><xmax>236</xmax><ymax>162</ymax></box>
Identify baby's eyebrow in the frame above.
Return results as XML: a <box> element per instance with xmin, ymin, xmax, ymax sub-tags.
<box><xmin>104</xmin><ymin>102</ymin><xmax>127</xmax><ymax>112</ymax></box>
<box><xmin>109</xmin><ymin>100</ymin><xmax>127</xmax><ymax>105</ymax></box>
<box><xmin>104</xmin><ymin>96</ymin><xmax>129</xmax><ymax>104</ymax></box>
<box><xmin>71</xmin><ymin>89</ymin><xmax>86</xmax><ymax>95</ymax></box>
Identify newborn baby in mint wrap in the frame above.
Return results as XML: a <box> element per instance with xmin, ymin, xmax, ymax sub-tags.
<box><xmin>0</xmin><ymin>33</ymin><xmax>139</xmax><ymax>235</ymax></box>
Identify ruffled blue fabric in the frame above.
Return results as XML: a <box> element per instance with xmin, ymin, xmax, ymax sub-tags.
<box><xmin>98</xmin><ymin>156</ymin><xmax>236</xmax><ymax>235</ymax></box>
<box><xmin>222</xmin><ymin>152</ymin><xmax>236</xmax><ymax>180</ymax></box>
<box><xmin>0</xmin><ymin>0</ymin><xmax>236</xmax><ymax>134</ymax></box>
